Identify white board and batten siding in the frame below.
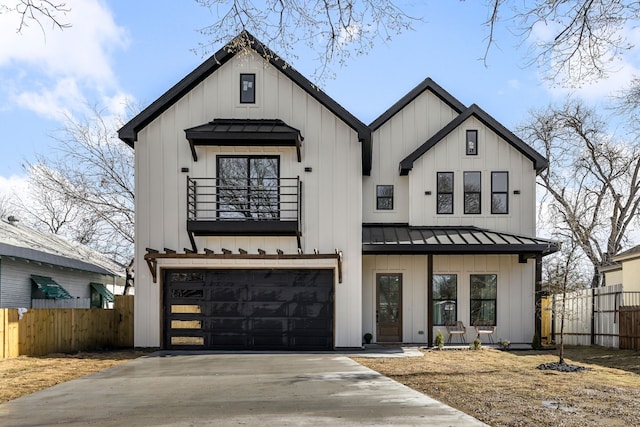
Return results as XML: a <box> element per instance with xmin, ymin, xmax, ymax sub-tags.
<box><xmin>134</xmin><ymin>50</ymin><xmax>363</xmax><ymax>348</ymax></box>
<box><xmin>409</xmin><ymin>117</ymin><xmax>537</xmax><ymax>235</ymax></box>
<box><xmin>0</xmin><ymin>257</ymin><xmax>117</xmax><ymax>308</ymax></box>
<box><xmin>363</xmin><ymin>88</ymin><xmax>459</xmax><ymax>224</ymax></box>
<box><xmin>362</xmin><ymin>254</ymin><xmax>536</xmax><ymax>344</ymax></box>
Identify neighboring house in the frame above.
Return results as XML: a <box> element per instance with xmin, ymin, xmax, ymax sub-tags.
<box><xmin>0</xmin><ymin>216</ymin><xmax>125</xmax><ymax>308</ymax></box>
<box><xmin>119</xmin><ymin>32</ymin><xmax>557</xmax><ymax>351</ymax></box>
<box><xmin>601</xmin><ymin>246</ymin><xmax>640</xmax><ymax>291</ymax></box>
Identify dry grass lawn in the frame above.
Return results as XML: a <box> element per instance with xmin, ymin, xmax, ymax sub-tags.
<box><xmin>1</xmin><ymin>346</ymin><xmax>638</xmax><ymax>427</ymax></box>
<box><xmin>0</xmin><ymin>350</ymin><xmax>149</xmax><ymax>404</ymax></box>
<box><xmin>353</xmin><ymin>346</ymin><xmax>640</xmax><ymax>427</ymax></box>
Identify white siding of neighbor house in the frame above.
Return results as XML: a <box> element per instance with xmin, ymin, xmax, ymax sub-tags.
<box><xmin>362</xmin><ymin>254</ymin><xmax>535</xmax><ymax>344</ymax></box>
<box><xmin>134</xmin><ymin>50</ymin><xmax>363</xmax><ymax>348</ymax></box>
<box><xmin>363</xmin><ymin>89</ymin><xmax>460</xmax><ymax>224</ymax></box>
<box><xmin>409</xmin><ymin>117</ymin><xmax>537</xmax><ymax>235</ymax></box>
<box><xmin>603</xmin><ymin>268</ymin><xmax>623</xmax><ymax>287</ymax></box>
<box><xmin>0</xmin><ymin>257</ymin><xmax>119</xmax><ymax>308</ymax></box>
<box><xmin>620</xmin><ymin>257</ymin><xmax>640</xmax><ymax>291</ymax></box>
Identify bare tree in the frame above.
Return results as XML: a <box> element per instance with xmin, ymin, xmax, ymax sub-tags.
<box><xmin>194</xmin><ymin>0</ymin><xmax>417</xmax><ymax>81</ymax></box>
<box><xmin>486</xmin><ymin>1</ymin><xmax>640</xmax><ymax>86</ymax></box>
<box><xmin>24</xmin><ymin>106</ymin><xmax>134</xmax><ymax>265</ymax></box>
<box><xmin>0</xmin><ymin>0</ymin><xmax>71</xmax><ymax>33</ymax></box>
<box><xmin>543</xmin><ymin>240</ymin><xmax>590</xmax><ymax>364</ymax></box>
<box><xmin>518</xmin><ymin>99</ymin><xmax>640</xmax><ymax>286</ymax></box>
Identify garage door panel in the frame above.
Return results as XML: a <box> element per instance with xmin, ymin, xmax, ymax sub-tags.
<box><xmin>205</xmin><ymin>302</ymin><xmax>245</xmax><ymax>317</ymax></box>
<box><xmin>170</xmin><ymin>288</ymin><xmax>205</xmax><ymax>299</ymax></box>
<box><xmin>250</xmin><ymin>302</ymin><xmax>288</xmax><ymax>316</ymax></box>
<box><xmin>210</xmin><ymin>334</ymin><xmax>248</xmax><ymax>347</ymax></box>
<box><xmin>252</xmin><ymin>318</ymin><xmax>287</xmax><ymax>331</ymax></box>
<box><xmin>164</xmin><ymin>269</ymin><xmax>334</xmax><ymax>350</ymax></box>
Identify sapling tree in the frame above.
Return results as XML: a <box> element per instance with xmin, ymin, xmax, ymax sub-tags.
<box><xmin>543</xmin><ymin>240</ymin><xmax>590</xmax><ymax>364</ymax></box>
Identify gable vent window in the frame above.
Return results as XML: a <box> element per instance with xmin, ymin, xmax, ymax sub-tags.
<box><xmin>376</xmin><ymin>185</ymin><xmax>394</xmax><ymax>210</ymax></box>
<box><xmin>240</xmin><ymin>73</ymin><xmax>256</xmax><ymax>104</ymax></box>
<box><xmin>466</xmin><ymin>130</ymin><xmax>478</xmax><ymax>155</ymax></box>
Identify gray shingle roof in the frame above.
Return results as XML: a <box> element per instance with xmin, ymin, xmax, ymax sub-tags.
<box><xmin>0</xmin><ymin>218</ymin><xmax>124</xmax><ymax>277</ymax></box>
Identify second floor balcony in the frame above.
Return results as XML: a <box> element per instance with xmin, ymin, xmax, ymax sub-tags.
<box><xmin>187</xmin><ymin>177</ymin><xmax>301</xmax><ymax>237</ymax></box>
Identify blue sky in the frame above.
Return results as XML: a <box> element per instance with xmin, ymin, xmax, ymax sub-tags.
<box><xmin>0</xmin><ymin>0</ymin><xmax>636</xmax><ymax>194</ymax></box>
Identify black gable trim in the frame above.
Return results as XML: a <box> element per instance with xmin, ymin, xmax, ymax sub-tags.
<box><xmin>399</xmin><ymin>104</ymin><xmax>548</xmax><ymax>176</ymax></box>
<box><xmin>369</xmin><ymin>77</ymin><xmax>466</xmax><ymax>131</ymax></box>
<box><xmin>118</xmin><ymin>31</ymin><xmax>372</xmax><ymax>175</ymax></box>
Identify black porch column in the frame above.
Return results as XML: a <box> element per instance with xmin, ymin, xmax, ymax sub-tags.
<box><xmin>427</xmin><ymin>254</ymin><xmax>433</xmax><ymax>346</ymax></box>
<box><xmin>535</xmin><ymin>254</ymin><xmax>543</xmax><ymax>344</ymax></box>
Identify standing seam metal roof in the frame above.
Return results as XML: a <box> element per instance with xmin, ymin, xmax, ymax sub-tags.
<box><xmin>362</xmin><ymin>224</ymin><xmax>558</xmax><ymax>255</ymax></box>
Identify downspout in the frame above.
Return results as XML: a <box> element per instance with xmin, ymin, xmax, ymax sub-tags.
<box><xmin>535</xmin><ymin>254</ymin><xmax>542</xmax><ymax>344</ymax></box>
<box><xmin>0</xmin><ymin>256</ymin><xmax>2</xmax><ymax>307</ymax></box>
<box><xmin>427</xmin><ymin>254</ymin><xmax>434</xmax><ymax>346</ymax></box>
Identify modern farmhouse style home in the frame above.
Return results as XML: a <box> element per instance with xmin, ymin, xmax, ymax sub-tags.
<box><xmin>119</xmin><ymin>32</ymin><xmax>557</xmax><ymax>351</ymax></box>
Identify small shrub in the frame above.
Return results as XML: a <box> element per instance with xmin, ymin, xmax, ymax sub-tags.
<box><xmin>435</xmin><ymin>330</ymin><xmax>445</xmax><ymax>350</ymax></box>
<box><xmin>531</xmin><ymin>332</ymin><xmax>541</xmax><ymax>350</ymax></box>
<box><xmin>471</xmin><ymin>338</ymin><xmax>482</xmax><ymax>350</ymax></box>
<box><xmin>363</xmin><ymin>333</ymin><xmax>373</xmax><ymax>344</ymax></box>
<box><xmin>498</xmin><ymin>339</ymin><xmax>511</xmax><ymax>350</ymax></box>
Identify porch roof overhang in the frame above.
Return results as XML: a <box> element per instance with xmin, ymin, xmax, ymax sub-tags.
<box><xmin>184</xmin><ymin>119</ymin><xmax>303</xmax><ymax>161</ymax></box>
<box><xmin>362</xmin><ymin>224</ymin><xmax>559</xmax><ymax>259</ymax></box>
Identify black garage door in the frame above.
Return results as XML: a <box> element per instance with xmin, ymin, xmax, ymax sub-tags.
<box><xmin>163</xmin><ymin>269</ymin><xmax>334</xmax><ymax>350</ymax></box>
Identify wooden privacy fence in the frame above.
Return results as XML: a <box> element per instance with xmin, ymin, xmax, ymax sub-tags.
<box><xmin>619</xmin><ymin>306</ymin><xmax>640</xmax><ymax>351</ymax></box>
<box><xmin>0</xmin><ymin>295</ymin><xmax>133</xmax><ymax>359</ymax></box>
<box><xmin>550</xmin><ymin>284</ymin><xmax>640</xmax><ymax>348</ymax></box>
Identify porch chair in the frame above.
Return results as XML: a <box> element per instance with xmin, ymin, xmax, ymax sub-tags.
<box><xmin>473</xmin><ymin>320</ymin><xmax>496</xmax><ymax>344</ymax></box>
<box><xmin>445</xmin><ymin>320</ymin><xmax>467</xmax><ymax>344</ymax></box>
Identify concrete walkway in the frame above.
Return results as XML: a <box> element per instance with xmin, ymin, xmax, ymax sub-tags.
<box><xmin>0</xmin><ymin>350</ymin><xmax>487</xmax><ymax>426</ymax></box>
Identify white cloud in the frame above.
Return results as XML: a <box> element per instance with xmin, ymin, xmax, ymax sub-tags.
<box><xmin>0</xmin><ymin>0</ymin><xmax>130</xmax><ymax>120</ymax></box>
<box><xmin>0</xmin><ymin>174</ymin><xmax>29</xmax><ymax>200</ymax></box>
<box><xmin>0</xmin><ymin>0</ymin><xmax>128</xmax><ymax>86</ymax></box>
<box><xmin>14</xmin><ymin>77</ymin><xmax>85</xmax><ymax>121</ymax></box>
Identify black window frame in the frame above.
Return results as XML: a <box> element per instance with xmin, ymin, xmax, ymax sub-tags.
<box><xmin>463</xmin><ymin>171</ymin><xmax>481</xmax><ymax>214</ymax></box>
<box><xmin>240</xmin><ymin>73</ymin><xmax>256</xmax><ymax>104</ymax></box>
<box><xmin>432</xmin><ymin>274</ymin><xmax>457</xmax><ymax>326</ymax></box>
<box><xmin>466</xmin><ymin>130</ymin><xmax>478</xmax><ymax>155</ymax></box>
<box><xmin>437</xmin><ymin>172</ymin><xmax>454</xmax><ymax>214</ymax></box>
<box><xmin>491</xmin><ymin>171</ymin><xmax>509</xmax><ymax>214</ymax></box>
<box><xmin>376</xmin><ymin>185</ymin><xmax>394</xmax><ymax>210</ymax></box>
<box><xmin>470</xmin><ymin>274</ymin><xmax>497</xmax><ymax>326</ymax></box>
<box><xmin>216</xmin><ymin>155</ymin><xmax>280</xmax><ymax>219</ymax></box>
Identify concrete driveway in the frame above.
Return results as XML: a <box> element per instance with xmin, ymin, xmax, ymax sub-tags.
<box><xmin>0</xmin><ymin>351</ymin><xmax>486</xmax><ymax>426</ymax></box>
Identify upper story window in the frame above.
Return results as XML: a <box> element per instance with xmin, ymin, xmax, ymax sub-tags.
<box><xmin>463</xmin><ymin>171</ymin><xmax>481</xmax><ymax>214</ymax></box>
<box><xmin>240</xmin><ymin>73</ymin><xmax>256</xmax><ymax>104</ymax></box>
<box><xmin>470</xmin><ymin>274</ymin><xmax>497</xmax><ymax>326</ymax></box>
<box><xmin>432</xmin><ymin>274</ymin><xmax>457</xmax><ymax>326</ymax></box>
<box><xmin>491</xmin><ymin>172</ymin><xmax>508</xmax><ymax>214</ymax></box>
<box><xmin>376</xmin><ymin>185</ymin><xmax>394</xmax><ymax>210</ymax></box>
<box><xmin>466</xmin><ymin>130</ymin><xmax>478</xmax><ymax>155</ymax></box>
<box><xmin>217</xmin><ymin>156</ymin><xmax>279</xmax><ymax>218</ymax></box>
<box><xmin>437</xmin><ymin>172</ymin><xmax>454</xmax><ymax>214</ymax></box>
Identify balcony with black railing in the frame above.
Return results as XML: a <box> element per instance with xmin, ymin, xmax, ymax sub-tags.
<box><xmin>187</xmin><ymin>177</ymin><xmax>301</xmax><ymax>237</ymax></box>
